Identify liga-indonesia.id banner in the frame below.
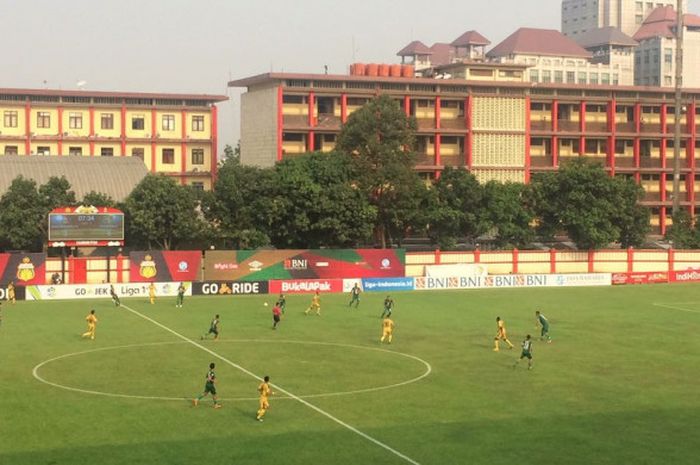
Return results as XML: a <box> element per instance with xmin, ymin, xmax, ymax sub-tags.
<box><xmin>0</xmin><ymin>253</ymin><xmax>46</xmax><ymax>286</ymax></box>
<box><xmin>129</xmin><ymin>251</ymin><xmax>201</xmax><ymax>282</ymax></box>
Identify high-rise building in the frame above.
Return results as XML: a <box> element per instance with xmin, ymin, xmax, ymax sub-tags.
<box><xmin>634</xmin><ymin>6</ymin><xmax>700</xmax><ymax>87</ymax></box>
<box><xmin>0</xmin><ymin>88</ymin><xmax>227</xmax><ymax>190</ymax></box>
<box><xmin>562</xmin><ymin>0</ymin><xmax>686</xmax><ymax>37</ymax></box>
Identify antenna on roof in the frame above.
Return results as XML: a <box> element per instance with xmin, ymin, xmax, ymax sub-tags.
<box><xmin>76</xmin><ymin>80</ymin><xmax>87</xmax><ymax>89</ymax></box>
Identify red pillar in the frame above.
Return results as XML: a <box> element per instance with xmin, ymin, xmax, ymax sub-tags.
<box><xmin>634</xmin><ymin>103</ymin><xmax>641</xmax><ymax>182</ymax></box>
<box><xmin>120</xmin><ymin>103</ymin><xmax>127</xmax><ymax>158</ymax></box>
<box><xmin>24</xmin><ymin>101</ymin><xmax>31</xmax><ymax>155</ymax></box>
<box><xmin>607</xmin><ymin>99</ymin><xmax>616</xmax><ymax>176</ymax></box>
<box><xmin>277</xmin><ymin>86</ymin><xmax>283</xmax><ymax>162</ymax></box>
<box><xmin>512</xmin><ymin>248</ymin><xmax>519</xmax><ymax>274</ymax></box>
<box><xmin>688</xmin><ymin>102</ymin><xmax>697</xmax><ymax>213</ymax></box>
<box><xmin>474</xmin><ymin>248</ymin><xmax>481</xmax><ymax>264</ymax></box>
<box><xmin>341</xmin><ymin>93</ymin><xmax>348</xmax><ymax>123</ymax></box>
<box><xmin>525</xmin><ymin>96</ymin><xmax>531</xmax><ymax>183</ymax></box>
<box><xmin>57</xmin><ymin>106</ymin><xmax>63</xmax><ymax>156</ymax></box>
<box><xmin>668</xmin><ymin>248</ymin><xmax>675</xmax><ymax>273</ymax></box>
<box><xmin>660</xmin><ymin>103</ymin><xmax>667</xmax><ymax>170</ymax></box>
<box><xmin>404</xmin><ymin>95</ymin><xmax>410</xmax><ymax>117</ymax></box>
<box><xmin>180</xmin><ymin>109</ymin><xmax>187</xmax><ymax>185</ymax></box>
<box><xmin>435</xmin><ymin>133</ymin><xmax>442</xmax><ymax>179</ymax></box>
<box><xmin>660</xmin><ymin>206</ymin><xmax>667</xmax><ymax>235</ymax></box>
<box><xmin>587</xmin><ymin>249</ymin><xmax>595</xmax><ymax>273</ymax></box>
<box><xmin>308</xmin><ymin>91</ymin><xmax>315</xmax><ymax>152</ymax></box>
<box><xmin>579</xmin><ymin>101</ymin><xmax>586</xmax><ymax>156</ymax></box>
<box><xmin>150</xmin><ymin>108</ymin><xmax>157</xmax><ymax>173</ymax></box>
<box><xmin>211</xmin><ymin>105</ymin><xmax>218</xmax><ymax>182</ymax></box>
<box><xmin>117</xmin><ymin>253</ymin><xmax>123</xmax><ymax>283</ymax></box>
<box><xmin>466</xmin><ymin>95</ymin><xmax>473</xmax><ymax>169</ymax></box>
<box><xmin>435</xmin><ymin>249</ymin><xmax>441</xmax><ymax>265</ymax></box>
<box><xmin>435</xmin><ymin>96</ymin><xmax>441</xmax><ymax>130</ymax></box>
<box><xmin>552</xmin><ymin>99</ymin><xmax>559</xmax><ymax>167</ymax></box>
<box><xmin>627</xmin><ymin>247</ymin><xmax>634</xmax><ymax>273</ymax></box>
<box><xmin>89</xmin><ymin>106</ymin><xmax>95</xmax><ymax>157</ymax></box>
<box><xmin>550</xmin><ymin>249</ymin><xmax>557</xmax><ymax>274</ymax></box>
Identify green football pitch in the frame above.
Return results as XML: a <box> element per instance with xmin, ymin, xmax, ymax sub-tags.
<box><xmin>2</xmin><ymin>284</ymin><xmax>700</xmax><ymax>465</ymax></box>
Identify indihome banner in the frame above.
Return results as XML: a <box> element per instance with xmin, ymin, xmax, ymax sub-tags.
<box><xmin>129</xmin><ymin>251</ymin><xmax>202</xmax><ymax>282</ymax></box>
<box><xmin>203</xmin><ymin>249</ymin><xmax>405</xmax><ymax>281</ymax></box>
<box><xmin>0</xmin><ymin>253</ymin><xmax>46</xmax><ymax>286</ymax></box>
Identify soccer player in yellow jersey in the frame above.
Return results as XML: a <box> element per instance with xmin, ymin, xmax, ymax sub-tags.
<box><xmin>494</xmin><ymin>316</ymin><xmax>514</xmax><ymax>351</ymax></box>
<box><xmin>82</xmin><ymin>310</ymin><xmax>98</xmax><ymax>340</ymax></box>
<box><xmin>256</xmin><ymin>375</ymin><xmax>273</xmax><ymax>421</ymax></box>
<box><xmin>149</xmin><ymin>283</ymin><xmax>156</xmax><ymax>305</ymax></box>
<box><xmin>380</xmin><ymin>316</ymin><xmax>395</xmax><ymax>344</ymax></box>
<box><xmin>7</xmin><ymin>281</ymin><xmax>16</xmax><ymax>304</ymax></box>
<box><xmin>304</xmin><ymin>290</ymin><xmax>321</xmax><ymax>315</ymax></box>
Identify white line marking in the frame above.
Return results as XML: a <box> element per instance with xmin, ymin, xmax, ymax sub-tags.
<box><xmin>32</xmin><ymin>339</ymin><xmax>432</xmax><ymax>402</ymax></box>
<box><xmin>120</xmin><ymin>304</ymin><xmax>423</xmax><ymax>465</ymax></box>
<box><xmin>653</xmin><ymin>302</ymin><xmax>700</xmax><ymax>314</ymax></box>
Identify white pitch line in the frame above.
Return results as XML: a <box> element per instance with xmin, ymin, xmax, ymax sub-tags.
<box><xmin>120</xmin><ymin>304</ymin><xmax>423</xmax><ymax>465</ymax></box>
<box><xmin>32</xmin><ymin>339</ymin><xmax>432</xmax><ymax>402</ymax></box>
<box><xmin>652</xmin><ymin>302</ymin><xmax>700</xmax><ymax>314</ymax></box>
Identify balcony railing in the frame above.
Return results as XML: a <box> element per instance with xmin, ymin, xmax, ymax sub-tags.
<box><xmin>615</xmin><ymin>122</ymin><xmax>635</xmax><ymax>133</ymax></box>
<box><xmin>639</xmin><ymin>157</ymin><xmax>662</xmax><ymax>168</ymax></box>
<box><xmin>585</xmin><ymin>121</ymin><xmax>608</xmax><ymax>133</ymax></box>
<box><xmin>414</xmin><ymin>154</ymin><xmax>437</xmax><ymax>166</ymax></box>
<box><xmin>441</xmin><ymin>156</ymin><xmax>464</xmax><ymax>167</ymax></box>
<box><xmin>440</xmin><ymin>118</ymin><xmax>467</xmax><ymax>130</ymax></box>
<box><xmin>530</xmin><ymin>155</ymin><xmax>554</xmax><ymax>168</ymax></box>
<box><xmin>640</xmin><ymin>122</ymin><xmax>661</xmax><ymax>133</ymax></box>
<box><xmin>558</xmin><ymin>120</ymin><xmax>579</xmax><ymax>132</ymax></box>
<box><xmin>283</xmin><ymin>115</ymin><xmax>309</xmax><ymax>128</ymax></box>
<box><xmin>315</xmin><ymin>114</ymin><xmax>341</xmax><ymax>129</ymax></box>
<box><xmin>530</xmin><ymin>120</ymin><xmax>551</xmax><ymax>131</ymax></box>
<box><xmin>614</xmin><ymin>157</ymin><xmax>635</xmax><ymax>168</ymax></box>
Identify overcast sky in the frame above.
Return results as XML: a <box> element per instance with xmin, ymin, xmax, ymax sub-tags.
<box><xmin>2</xmin><ymin>0</ymin><xmax>699</xmax><ymax>150</ymax></box>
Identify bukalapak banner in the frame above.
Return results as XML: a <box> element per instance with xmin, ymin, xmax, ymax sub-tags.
<box><xmin>130</xmin><ymin>251</ymin><xmax>201</xmax><ymax>282</ymax></box>
<box><xmin>203</xmin><ymin>249</ymin><xmax>405</xmax><ymax>281</ymax></box>
<box><xmin>0</xmin><ymin>253</ymin><xmax>46</xmax><ymax>286</ymax></box>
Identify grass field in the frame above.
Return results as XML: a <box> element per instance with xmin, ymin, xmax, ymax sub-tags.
<box><xmin>2</xmin><ymin>283</ymin><xmax>700</xmax><ymax>465</ymax></box>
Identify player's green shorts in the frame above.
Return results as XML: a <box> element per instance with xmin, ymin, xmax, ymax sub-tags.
<box><xmin>204</xmin><ymin>382</ymin><xmax>216</xmax><ymax>395</ymax></box>
<box><xmin>520</xmin><ymin>350</ymin><xmax>532</xmax><ymax>359</ymax></box>
<box><xmin>541</xmin><ymin>325</ymin><xmax>549</xmax><ymax>335</ymax></box>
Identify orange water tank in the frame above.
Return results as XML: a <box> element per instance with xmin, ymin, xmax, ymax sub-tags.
<box><xmin>366</xmin><ymin>63</ymin><xmax>379</xmax><ymax>76</ymax></box>
<box><xmin>379</xmin><ymin>64</ymin><xmax>390</xmax><ymax>77</ymax></box>
<box><xmin>390</xmin><ymin>64</ymin><xmax>402</xmax><ymax>77</ymax></box>
<box><xmin>401</xmin><ymin>64</ymin><xmax>415</xmax><ymax>78</ymax></box>
<box><xmin>354</xmin><ymin>63</ymin><xmax>366</xmax><ymax>76</ymax></box>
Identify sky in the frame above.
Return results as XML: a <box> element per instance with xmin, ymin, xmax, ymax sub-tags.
<box><xmin>2</xmin><ymin>0</ymin><xmax>699</xmax><ymax>151</ymax></box>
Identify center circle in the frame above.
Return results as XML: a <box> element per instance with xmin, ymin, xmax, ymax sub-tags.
<box><xmin>32</xmin><ymin>339</ymin><xmax>432</xmax><ymax>402</ymax></box>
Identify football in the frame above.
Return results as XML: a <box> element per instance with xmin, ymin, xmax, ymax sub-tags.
<box><xmin>263</xmin><ymin>302</ymin><xmax>268</xmax><ymax>306</ymax></box>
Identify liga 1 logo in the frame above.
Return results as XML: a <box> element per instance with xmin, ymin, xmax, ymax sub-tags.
<box><xmin>16</xmin><ymin>256</ymin><xmax>36</xmax><ymax>282</ymax></box>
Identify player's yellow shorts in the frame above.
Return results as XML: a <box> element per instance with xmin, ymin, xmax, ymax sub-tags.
<box><xmin>259</xmin><ymin>397</ymin><xmax>269</xmax><ymax>410</ymax></box>
<box><xmin>87</xmin><ymin>324</ymin><xmax>95</xmax><ymax>331</ymax></box>
<box><xmin>496</xmin><ymin>331</ymin><xmax>507</xmax><ymax>339</ymax></box>
<box><xmin>382</xmin><ymin>329</ymin><xmax>393</xmax><ymax>337</ymax></box>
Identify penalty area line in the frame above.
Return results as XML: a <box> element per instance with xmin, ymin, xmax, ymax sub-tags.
<box><xmin>120</xmin><ymin>304</ymin><xmax>422</xmax><ymax>465</ymax></box>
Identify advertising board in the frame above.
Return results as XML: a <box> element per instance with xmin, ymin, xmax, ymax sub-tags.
<box><xmin>361</xmin><ymin>277</ymin><xmax>415</xmax><ymax>292</ymax></box>
<box><xmin>192</xmin><ymin>281</ymin><xmax>269</xmax><ymax>295</ymax></box>
<box><xmin>414</xmin><ymin>273</ymin><xmax>611</xmax><ymax>291</ymax></box>
<box><xmin>0</xmin><ymin>253</ymin><xmax>46</xmax><ymax>286</ymax></box>
<box><xmin>130</xmin><ymin>251</ymin><xmax>201</xmax><ymax>282</ymax></box>
<box><xmin>268</xmin><ymin>279</ymin><xmax>344</xmax><ymax>294</ymax></box>
<box><xmin>612</xmin><ymin>272</ymin><xmax>669</xmax><ymax>285</ymax></box>
<box><xmin>25</xmin><ymin>282</ymin><xmax>191</xmax><ymax>301</ymax></box>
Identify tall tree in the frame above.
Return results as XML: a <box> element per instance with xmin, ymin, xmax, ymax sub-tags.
<box><xmin>0</xmin><ymin>177</ymin><xmax>45</xmax><ymax>251</ymax></box>
<box><xmin>39</xmin><ymin>176</ymin><xmax>76</xmax><ymax>211</ymax></box>
<box><xmin>483</xmin><ymin>181</ymin><xmax>535</xmax><ymax>248</ymax></box>
<box><xmin>335</xmin><ymin>95</ymin><xmax>420</xmax><ymax>247</ymax></box>
<box><xmin>123</xmin><ymin>175</ymin><xmax>204</xmax><ymax>250</ymax></box>
<box><xmin>81</xmin><ymin>191</ymin><xmax>116</xmax><ymax>208</ymax></box>
<box><xmin>428</xmin><ymin>167</ymin><xmax>489</xmax><ymax>249</ymax></box>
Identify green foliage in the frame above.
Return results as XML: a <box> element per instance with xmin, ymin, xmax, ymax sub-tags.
<box><xmin>265</xmin><ymin>152</ymin><xmax>376</xmax><ymax>248</ymax></box>
<box><xmin>531</xmin><ymin>160</ymin><xmax>650</xmax><ymax>249</ymax></box>
<box><xmin>0</xmin><ymin>177</ymin><xmax>46</xmax><ymax>250</ymax></box>
<box><xmin>39</xmin><ymin>176</ymin><xmax>77</xmax><ymax>211</ymax></box>
<box><xmin>336</xmin><ymin>95</ymin><xmax>421</xmax><ymax>247</ymax></box>
<box><xmin>665</xmin><ymin>210</ymin><xmax>696</xmax><ymax>248</ymax></box>
<box><xmin>483</xmin><ymin>181</ymin><xmax>535</xmax><ymax>248</ymax></box>
<box><xmin>429</xmin><ymin>167</ymin><xmax>489</xmax><ymax>249</ymax></box>
<box><xmin>123</xmin><ymin>175</ymin><xmax>204</xmax><ymax>250</ymax></box>
<box><xmin>81</xmin><ymin>191</ymin><xmax>116</xmax><ymax>208</ymax></box>
<box><xmin>222</xmin><ymin>142</ymin><xmax>241</xmax><ymax>164</ymax></box>
<box><xmin>202</xmin><ymin>156</ymin><xmax>273</xmax><ymax>249</ymax></box>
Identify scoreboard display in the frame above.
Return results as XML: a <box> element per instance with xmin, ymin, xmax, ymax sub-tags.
<box><xmin>48</xmin><ymin>212</ymin><xmax>124</xmax><ymax>242</ymax></box>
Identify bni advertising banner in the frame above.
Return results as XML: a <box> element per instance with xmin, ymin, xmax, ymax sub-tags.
<box><xmin>129</xmin><ymin>251</ymin><xmax>201</xmax><ymax>282</ymax></box>
<box><xmin>25</xmin><ymin>282</ymin><xmax>192</xmax><ymax>301</ymax></box>
<box><xmin>414</xmin><ymin>273</ymin><xmax>611</xmax><ymax>291</ymax></box>
<box><xmin>0</xmin><ymin>253</ymin><xmax>46</xmax><ymax>286</ymax></box>
<box><xmin>203</xmin><ymin>249</ymin><xmax>405</xmax><ymax>281</ymax></box>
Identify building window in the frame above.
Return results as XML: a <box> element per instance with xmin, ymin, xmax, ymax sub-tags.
<box><xmin>554</xmin><ymin>71</ymin><xmax>564</xmax><ymax>83</ymax></box>
<box><xmin>191</xmin><ymin>148</ymin><xmax>204</xmax><ymax>165</ymax></box>
<box><xmin>191</xmin><ymin>182</ymin><xmax>205</xmax><ymax>191</ymax></box>
<box><xmin>636</xmin><ymin>1</ymin><xmax>643</xmax><ymax>11</ymax></box>
<box><xmin>101</xmin><ymin>147</ymin><xmax>114</xmax><ymax>157</ymax></box>
<box><xmin>578</xmin><ymin>72</ymin><xmax>587</xmax><ymax>84</ymax></box>
<box><xmin>162</xmin><ymin>114</ymin><xmax>176</xmax><ymax>131</ymax></box>
<box><xmin>590</xmin><ymin>73</ymin><xmax>599</xmax><ymax>85</ymax></box>
<box><xmin>4</xmin><ymin>145</ymin><xmax>18</xmax><ymax>155</ymax></box>
<box><xmin>601</xmin><ymin>73</ymin><xmax>610</xmax><ymax>85</ymax></box>
<box><xmin>612</xmin><ymin>74</ymin><xmax>619</xmax><ymax>85</ymax></box>
<box><xmin>192</xmin><ymin>115</ymin><xmax>205</xmax><ymax>131</ymax></box>
<box><xmin>37</xmin><ymin>146</ymin><xmax>51</xmax><ymax>155</ymax></box>
<box><xmin>566</xmin><ymin>71</ymin><xmax>576</xmax><ymax>83</ymax></box>
<box><xmin>132</xmin><ymin>115</ymin><xmax>145</xmax><ymax>130</ymax></box>
<box><xmin>162</xmin><ymin>148</ymin><xmax>175</xmax><ymax>164</ymax></box>
<box><xmin>529</xmin><ymin>70</ymin><xmax>540</xmax><ymax>82</ymax></box>
<box><xmin>132</xmin><ymin>148</ymin><xmax>144</xmax><ymax>160</ymax></box>
<box><xmin>542</xmin><ymin>70</ymin><xmax>551</xmax><ymax>83</ymax></box>
<box><xmin>101</xmin><ymin>113</ymin><xmax>114</xmax><ymax>130</ymax></box>
<box><xmin>68</xmin><ymin>146</ymin><xmax>82</xmax><ymax>156</ymax></box>
<box><xmin>3</xmin><ymin>110</ymin><xmax>18</xmax><ymax>128</ymax></box>
<box><xmin>37</xmin><ymin>112</ymin><xmax>51</xmax><ymax>128</ymax></box>
<box><xmin>69</xmin><ymin>112</ymin><xmax>83</xmax><ymax>129</ymax></box>
<box><xmin>664</xmin><ymin>48</ymin><xmax>673</xmax><ymax>65</ymax></box>
<box><xmin>664</xmin><ymin>76</ymin><xmax>673</xmax><ymax>86</ymax></box>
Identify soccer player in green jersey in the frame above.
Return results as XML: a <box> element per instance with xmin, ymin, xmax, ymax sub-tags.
<box><xmin>380</xmin><ymin>295</ymin><xmax>394</xmax><ymax>318</ymax></box>
<box><xmin>514</xmin><ymin>335</ymin><xmax>534</xmax><ymax>370</ymax></box>
<box><xmin>176</xmin><ymin>282</ymin><xmax>185</xmax><ymax>308</ymax></box>
<box><xmin>109</xmin><ymin>285</ymin><xmax>121</xmax><ymax>307</ymax></box>
<box><xmin>201</xmin><ymin>315</ymin><xmax>220</xmax><ymax>340</ymax></box>
<box><xmin>275</xmin><ymin>294</ymin><xmax>286</xmax><ymax>314</ymax></box>
<box><xmin>535</xmin><ymin>310</ymin><xmax>552</xmax><ymax>343</ymax></box>
<box><xmin>348</xmin><ymin>283</ymin><xmax>361</xmax><ymax>309</ymax></box>
<box><xmin>193</xmin><ymin>362</ymin><xmax>222</xmax><ymax>408</ymax></box>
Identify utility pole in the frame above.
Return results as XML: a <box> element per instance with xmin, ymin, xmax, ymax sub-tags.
<box><xmin>672</xmin><ymin>0</ymin><xmax>684</xmax><ymax>216</ymax></box>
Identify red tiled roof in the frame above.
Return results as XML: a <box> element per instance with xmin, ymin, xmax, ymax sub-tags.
<box><xmin>645</xmin><ymin>5</ymin><xmax>676</xmax><ymax>23</ymax></box>
<box><xmin>0</xmin><ymin>87</ymin><xmax>228</xmax><ymax>102</ymax></box>
<box><xmin>487</xmin><ymin>27</ymin><xmax>592</xmax><ymax>58</ymax></box>
<box><xmin>397</xmin><ymin>40</ymin><xmax>432</xmax><ymax>56</ymax></box>
<box><xmin>633</xmin><ymin>6</ymin><xmax>700</xmax><ymax>41</ymax></box>
<box><xmin>686</xmin><ymin>14</ymin><xmax>700</xmax><ymax>27</ymax></box>
<box><xmin>575</xmin><ymin>27</ymin><xmax>638</xmax><ymax>48</ymax></box>
<box><xmin>451</xmin><ymin>30</ymin><xmax>490</xmax><ymax>47</ymax></box>
<box><xmin>429</xmin><ymin>43</ymin><xmax>456</xmax><ymax>67</ymax></box>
